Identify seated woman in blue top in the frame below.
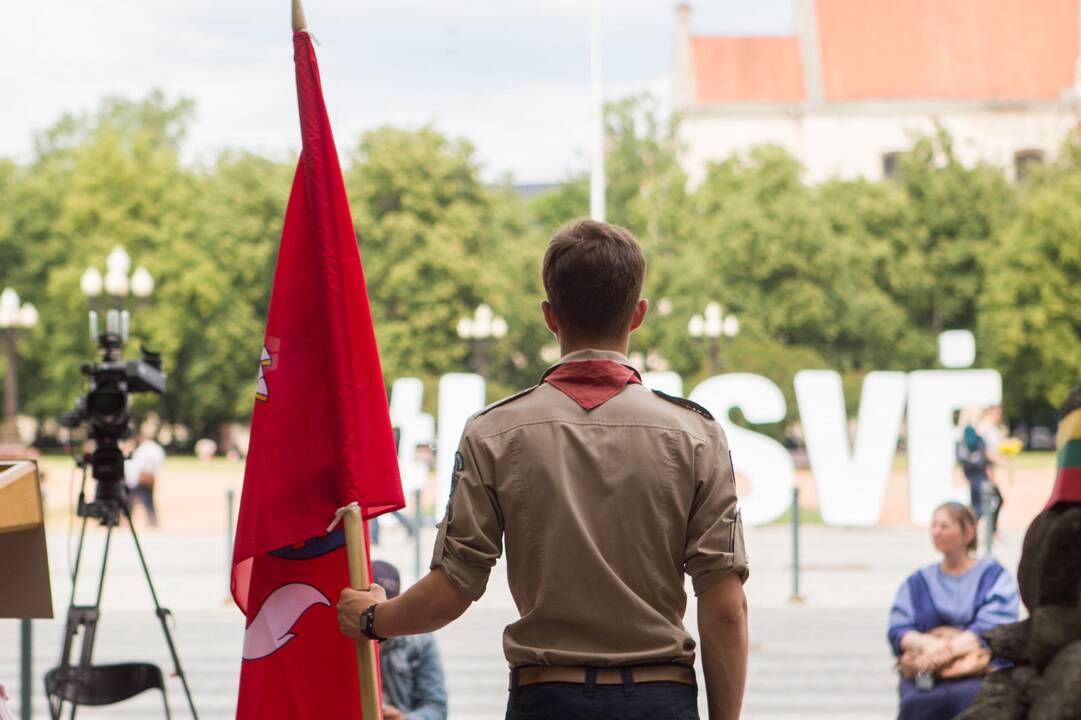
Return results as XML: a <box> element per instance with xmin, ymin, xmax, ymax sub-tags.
<box><xmin>888</xmin><ymin>502</ymin><xmax>1019</xmax><ymax>720</ymax></box>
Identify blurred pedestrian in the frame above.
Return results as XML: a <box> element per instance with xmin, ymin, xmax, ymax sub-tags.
<box><xmin>0</xmin><ymin>682</ymin><xmax>14</xmax><ymax>720</ymax></box>
<box><xmin>370</xmin><ymin>560</ymin><xmax>447</xmax><ymax>720</ymax></box>
<box><xmin>977</xmin><ymin>405</ymin><xmax>1008</xmax><ymax>536</ymax></box>
<box><xmin>957</xmin><ymin>421</ymin><xmax>996</xmax><ymax>525</ymax></box>
<box><xmin>125</xmin><ymin>429</ymin><xmax>165</xmax><ymax>527</ymax></box>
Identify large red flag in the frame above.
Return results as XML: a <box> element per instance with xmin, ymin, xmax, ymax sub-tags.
<box><xmin>232</xmin><ymin>29</ymin><xmax>404</xmax><ymax>719</ymax></box>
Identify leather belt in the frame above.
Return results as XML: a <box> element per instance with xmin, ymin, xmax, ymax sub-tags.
<box><xmin>510</xmin><ymin>664</ymin><xmax>696</xmax><ymax>689</ymax></box>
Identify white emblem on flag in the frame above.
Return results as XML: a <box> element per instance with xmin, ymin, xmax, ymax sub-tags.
<box><xmin>255</xmin><ymin>341</ymin><xmax>278</xmax><ymax>402</ymax></box>
<box><xmin>255</xmin><ymin>366</ymin><xmax>269</xmax><ymax>402</ymax></box>
<box><xmin>242</xmin><ymin>583</ymin><xmax>330</xmax><ymax>660</ymax></box>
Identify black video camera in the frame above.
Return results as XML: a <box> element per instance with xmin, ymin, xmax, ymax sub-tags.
<box><xmin>60</xmin><ymin>309</ymin><xmax>165</xmax><ymax>523</ymax></box>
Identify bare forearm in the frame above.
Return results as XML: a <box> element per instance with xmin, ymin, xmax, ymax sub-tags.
<box><xmin>939</xmin><ymin>630</ymin><xmax>980</xmax><ymax>660</ymax></box>
<box><xmin>698</xmin><ymin>581</ymin><xmax>748</xmax><ymax>720</ymax></box>
<box><xmin>375</xmin><ymin>569</ymin><xmax>470</xmax><ymax>637</ymax></box>
<box><xmin>900</xmin><ymin>631</ymin><xmax>941</xmax><ymax>654</ymax></box>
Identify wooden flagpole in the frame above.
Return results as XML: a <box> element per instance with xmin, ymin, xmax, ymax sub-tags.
<box><xmin>291</xmin><ymin>0</ymin><xmax>308</xmax><ymax>32</ymax></box>
<box><xmin>343</xmin><ymin>506</ymin><xmax>383</xmax><ymax>720</ymax></box>
<box><xmin>291</xmin><ymin>2</ymin><xmax>379</xmax><ymax>716</ymax></box>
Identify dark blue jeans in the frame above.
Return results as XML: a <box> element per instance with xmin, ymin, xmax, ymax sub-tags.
<box><xmin>506</xmin><ymin>681</ymin><xmax>699</xmax><ymax>720</ymax></box>
<box><xmin>898</xmin><ymin>677</ymin><xmax>983</xmax><ymax>720</ymax></box>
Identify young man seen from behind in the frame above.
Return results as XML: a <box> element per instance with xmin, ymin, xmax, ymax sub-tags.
<box><xmin>339</xmin><ymin>219</ymin><xmax>749</xmax><ymax>719</ymax></box>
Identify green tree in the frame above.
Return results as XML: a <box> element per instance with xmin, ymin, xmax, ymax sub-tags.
<box><xmin>9</xmin><ymin>93</ymin><xmax>198</xmax><ymax>422</ymax></box>
<box><xmin>345</xmin><ymin>126</ymin><xmax>545</xmax><ymax>405</ymax></box>
<box><xmin>144</xmin><ymin>151</ymin><xmax>293</xmax><ymax>429</ymax></box>
<box><xmin>893</xmin><ymin>128</ymin><xmax>1014</xmax><ymax>336</ymax></box>
<box><xmin>3</xmin><ymin>93</ymin><xmax>296</xmax><ymax>435</ymax></box>
<box><xmin>980</xmin><ymin>140</ymin><xmax>1081</xmax><ymax>421</ymax></box>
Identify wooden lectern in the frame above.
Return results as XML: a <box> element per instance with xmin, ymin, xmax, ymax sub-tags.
<box><xmin>0</xmin><ymin>460</ymin><xmax>53</xmax><ymax>619</ymax></box>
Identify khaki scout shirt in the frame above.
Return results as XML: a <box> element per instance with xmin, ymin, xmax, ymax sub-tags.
<box><xmin>431</xmin><ymin>349</ymin><xmax>748</xmax><ymax>667</ymax></box>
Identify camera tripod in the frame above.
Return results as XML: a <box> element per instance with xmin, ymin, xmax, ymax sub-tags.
<box><xmin>45</xmin><ymin>469</ymin><xmax>199</xmax><ymax>719</ymax></box>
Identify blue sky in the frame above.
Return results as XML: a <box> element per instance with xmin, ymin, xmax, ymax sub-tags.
<box><xmin>6</xmin><ymin>1</ymin><xmax>791</xmax><ymax>182</ymax></box>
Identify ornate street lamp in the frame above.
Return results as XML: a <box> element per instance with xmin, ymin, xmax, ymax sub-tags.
<box><xmin>0</xmin><ymin>288</ymin><xmax>40</xmax><ymax>447</ymax></box>
<box><xmin>80</xmin><ymin>246</ymin><xmax>154</xmax><ymax>345</ymax></box>
<box><xmin>457</xmin><ymin>303</ymin><xmax>507</xmax><ymax>377</ymax></box>
<box><xmin>688</xmin><ymin>301</ymin><xmax>739</xmax><ymax>373</ymax></box>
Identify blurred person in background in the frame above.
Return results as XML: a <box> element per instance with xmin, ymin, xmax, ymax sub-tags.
<box><xmin>887</xmin><ymin>502</ymin><xmax>1019</xmax><ymax>720</ymax></box>
<box><xmin>0</xmin><ymin>683</ymin><xmax>14</xmax><ymax>720</ymax></box>
<box><xmin>370</xmin><ymin>560</ymin><xmax>447</xmax><ymax>720</ymax></box>
<box><xmin>125</xmin><ymin>428</ymin><xmax>165</xmax><ymax>528</ymax></box>
<box><xmin>956</xmin><ymin>411</ymin><xmax>997</xmax><ymax>532</ymax></box>
<box><xmin>976</xmin><ymin>405</ymin><xmax>1009</xmax><ymax>536</ymax></box>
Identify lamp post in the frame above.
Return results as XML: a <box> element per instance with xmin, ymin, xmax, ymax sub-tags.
<box><xmin>688</xmin><ymin>301</ymin><xmax>739</xmax><ymax>373</ymax></box>
<box><xmin>80</xmin><ymin>247</ymin><xmax>154</xmax><ymax>346</ymax></box>
<box><xmin>0</xmin><ymin>288</ymin><xmax>39</xmax><ymax>447</ymax></box>
<box><xmin>457</xmin><ymin>303</ymin><xmax>507</xmax><ymax>377</ymax></box>
<box><xmin>82</xmin><ymin>246</ymin><xmax>155</xmax><ymax>309</ymax></box>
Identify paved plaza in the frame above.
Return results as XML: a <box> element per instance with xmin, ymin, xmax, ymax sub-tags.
<box><xmin>1</xmin><ymin>515</ymin><xmax>1026</xmax><ymax>719</ymax></box>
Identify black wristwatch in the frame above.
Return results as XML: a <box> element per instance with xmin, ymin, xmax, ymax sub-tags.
<box><xmin>359</xmin><ymin>603</ymin><xmax>386</xmax><ymax>642</ymax></box>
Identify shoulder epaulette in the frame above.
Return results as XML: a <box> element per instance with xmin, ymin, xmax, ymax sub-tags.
<box><xmin>472</xmin><ymin>385</ymin><xmax>539</xmax><ymax>419</ymax></box>
<box><xmin>651</xmin><ymin>389</ymin><xmax>714</xmax><ymax>421</ymax></box>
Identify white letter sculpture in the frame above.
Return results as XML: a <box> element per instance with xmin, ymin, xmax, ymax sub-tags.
<box><xmin>906</xmin><ymin>370</ymin><xmax>1002</xmax><ymax>525</ymax></box>
<box><xmin>794</xmin><ymin>370</ymin><xmax>907</xmax><ymax>526</ymax></box>
<box><xmin>642</xmin><ymin>371</ymin><xmax>683</xmax><ymax>397</ymax></box>
<box><xmin>389</xmin><ymin>378</ymin><xmax>435</xmax><ymax>494</ymax></box>
<box><xmin>689</xmin><ymin>373</ymin><xmax>795</xmax><ymax>526</ymax></box>
<box><xmin>435</xmin><ymin>373</ymin><xmax>486</xmax><ymax>516</ymax></box>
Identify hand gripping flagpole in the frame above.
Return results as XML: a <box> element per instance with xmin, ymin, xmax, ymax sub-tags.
<box><xmin>337</xmin><ymin>503</ymin><xmax>382</xmax><ymax>720</ymax></box>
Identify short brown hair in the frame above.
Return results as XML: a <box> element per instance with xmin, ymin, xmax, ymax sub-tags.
<box><xmin>935</xmin><ymin>502</ymin><xmax>978</xmax><ymax>552</ymax></box>
<box><xmin>542</xmin><ymin>219</ymin><xmax>646</xmax><ymax>340</ymax></box>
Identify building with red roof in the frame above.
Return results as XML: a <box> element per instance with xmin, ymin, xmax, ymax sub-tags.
<box><xmin>673</xmin><ymin>0</ymin><xmax>1081</xmax><ymax>183</ymax></box>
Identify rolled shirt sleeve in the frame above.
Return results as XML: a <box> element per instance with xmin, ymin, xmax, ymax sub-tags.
<box><xmin>684</xmin><ymin>422</ymin><xmax>749</xmax><ymax>595</ymax></box>
<box><xmin>430</xmin><ymin>422</ymin><xmax>503</xmax><ymax>601</ymax></box>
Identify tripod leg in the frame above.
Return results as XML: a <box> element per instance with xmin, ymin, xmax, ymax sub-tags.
<box><xmin>49</xmin><ymin>514</ymin><xmax>96</xmax><ymax>720</ymax></box>
<box><xmin>123</xmin><ymin>505</ymin><xmax>199</xmax><ymax>720</ymax></box>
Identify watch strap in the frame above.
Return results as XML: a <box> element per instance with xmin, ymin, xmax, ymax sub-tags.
<box><xmin>359</xmin><ymin>603</ymin><xmax>387</xmax><ymax>642</ymax></box>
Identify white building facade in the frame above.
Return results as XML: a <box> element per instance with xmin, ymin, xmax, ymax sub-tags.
<box><xmin>673</xmin><ymin>0</ymin><xmax>1081</xmax><ymax>184</ymax></box>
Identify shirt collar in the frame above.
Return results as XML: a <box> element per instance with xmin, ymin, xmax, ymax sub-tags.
<box><xmin>540</xmin><ymin>349</ymin><xmax>642</xmax><ymax>410</ymax></box>
<box><xmin>541</xmin><ymin>348</ymin><xmax>638</xmax><ymax>381</ymax></box>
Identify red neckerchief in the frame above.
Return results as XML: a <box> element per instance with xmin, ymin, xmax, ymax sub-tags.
<box><xmin>543</xmin><ymin>359</ymin><xmax>641</xmax><ymax>410</ymax></box>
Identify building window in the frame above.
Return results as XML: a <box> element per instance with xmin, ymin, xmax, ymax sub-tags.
<box><xmin>1014</xmin><ymin>149</ymin><xmax>1045</xmax><ymax>181</ymax></box>
<box><xmin>882</xmin><ymin>152</ymin><xmax>901</xmax><ymax>180</ymax></box>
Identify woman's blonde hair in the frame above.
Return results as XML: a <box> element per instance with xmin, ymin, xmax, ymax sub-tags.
<box><xmin>935</xmin><ymin>501</ymin><xmax>978</xmax><ymax>552</ymax></box>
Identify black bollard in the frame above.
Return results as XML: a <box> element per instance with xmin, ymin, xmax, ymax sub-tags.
<box><xmin>20</xmin><ymin>618</ymin><xmax>30</xmax><ymax>720</ymax></box>
<box><xmin>413</xmin><ymin>488</ymin><xmax>423</xmax><ymax>583</ymax></box>
<box><xmin>790</xmin><ymin>487</ymin><xmax>803</xmax><ymax>603</ymax></box>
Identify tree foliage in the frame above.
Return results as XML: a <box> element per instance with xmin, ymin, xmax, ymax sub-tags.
<box><xmin>0</xmin><ymin>91</ymin><xmax>1075</xmax><ymax>441</ymax></box>
<box><xmin>979</xmin><ymin>140</ymin><xmax>1081</xmax><ymax>422</ymax></box>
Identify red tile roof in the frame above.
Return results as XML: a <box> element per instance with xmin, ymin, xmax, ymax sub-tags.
<box><xmin>692</xmin><ymin>36</ymin><xmax>805</xmax><ymax>103</ymax></box>
<box><xmin>690</xmin><ymin>0</ymin><xmax>1079</xmax><ymax>104</ymax></box>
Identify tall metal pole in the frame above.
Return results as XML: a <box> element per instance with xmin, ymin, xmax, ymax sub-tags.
<box><xmin>589</xmin><ymin>0</ymin><xmax>606</xmax><ymax>222</ymax></box>
<box><xmin>20</xmin><ymin>619</ymin><xmax>31</xmax><ymax>720</ymax></box>
<box><xmin>413</xmin><ymin>488</ymin><xmax>422</xmax><ymax>583</ymax></box>
<box><xmin>790</xmin><ymin>487</ymin><xmax>803</xmax><ymax>604</ymax></box>
<box><xmin>226</xmin><ymin>489</ymin><xmax>235</xmax><ymax>597</ymax></box>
